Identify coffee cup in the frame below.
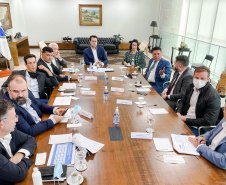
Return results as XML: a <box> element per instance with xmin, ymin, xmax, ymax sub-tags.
<box><xmin>59</xmin><ymin>86</ymin><xmax>65</xmax><ymax>91</ymax></box>
<box><xmin>134</xmin><ymin>71</ymin><xmax>137</xmax><ymax>74</ymax></box>
<box><xmin>71</xmin><ymin>68</ymin><xmax>75</xmax><ymax>73</ymax></box>
<box><xmin>70</xmin><ymin>171</ymin><xmax>81</xmax><ymax>183</ymax></box>
<box><xmin>135</xmin><ymin>81</ymin><xmax>141</xmax><ymax>85</ymax></box>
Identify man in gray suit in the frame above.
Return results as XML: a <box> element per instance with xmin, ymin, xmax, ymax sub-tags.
<box><xmin>49</xmin><ymin>43</ymin><xmax>67</xmax><ymax>69</ymax></box>
<box><xmin>161</xmin><ymin>55</ymin><xmax>193</xmax><ymax>110</ymax></box>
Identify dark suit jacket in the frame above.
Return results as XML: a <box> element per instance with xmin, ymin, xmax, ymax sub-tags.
<box><xmin>84</xmin><ymin>46</ymin><xmax>108</xmax><ymax>65</ymax></box>
<box><xmin>166</xmin><ymin>67</ymin><xmax>193</xmax><ymax>101</ymax></box>
<box><xmin>0</xmin><ymin>129</ymin><xmax>37</xmax><ymax>185</ymax></box>
<box><xmin>54</xmin><ymin>57</ymin><xmax>67</xmax><ymax>69</ymax></box>
<box><xmin>37</xmin><ymin>58</ymin><xmax>68</xmax><ymax>81</ymax></box>
<box><xmin>2</xmin><ymin>91</ymin><xmax>55</xmax><ymax>136</ymax></box>
<box><xmin>1</xmin><ymin>70</ymin><xmax>59</xmax><ymax>99</ymax></box>
<box><xmin>197</xmin><ymin>118</ymin><xmax>226</xmax><ymax>169</ymax></box>
<box><xmin>144</xmin><ymin>58</ymin><xmax>171</xmax><ymax>94</ymax></box>
<box><xmin>177</xmin><ymin>83</ymin><xmax>221</xmax><ymax>127</ymax></box>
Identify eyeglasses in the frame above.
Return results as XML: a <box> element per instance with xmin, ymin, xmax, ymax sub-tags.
<box><xmin>8</xmin><ymin>87</ymin><xmax>28</xmax><ymax>95</ymax></box>
<box><xmin>1</xmin><ymin>114</ymin><xmax>18</xmax><ymax>121</ymax></box>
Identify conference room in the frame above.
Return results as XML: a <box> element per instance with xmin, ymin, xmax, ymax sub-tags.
<box><xmin>0</xmin><ymin>0</ymin><xmax>225</xmax><ymax>185</ymax></box>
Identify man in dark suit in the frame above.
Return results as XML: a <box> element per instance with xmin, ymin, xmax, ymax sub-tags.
<box><xmin>176</xmin><ymin>66</ymin><xmax>221</xmax><ymax>136</ymax></box>
<box><xmin>84</xmin><ymin>35</ymin><xmax>108</xmax><ymax>66</ymax></box>
<box><xmin>37</xmin><ymin>47</ymin><xmax>77</xmax><ymax>81</ymax></box>
<box><xmin>144</xmin><ymin>47</ymin><xmax>171</xmax><ymax>94</ymax></box>
<box><xmin>2</xmin><ymin>74</ymin><xmax>66</xmax><ymax>136</ymax></box>
<box><xmin>161</xmin><ymin>55</ymin><xmax>193</xmax><ymax>110</ymax></box>
<box><xmin>49</xmin><ymin>43</ymin><xmax>67</xmax><ymax>69</ymax></box>
<box><xmin>2</xmin><ymin>54</ymin><xmax>59</xmax><ymax>103</ymax></box>
<box><xmin>0</xmin><ymin>99</ymin><xmax>37</xmax><ymax>185</ymax></box>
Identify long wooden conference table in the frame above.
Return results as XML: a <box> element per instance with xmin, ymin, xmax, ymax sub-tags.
<box><xmin>17</xmin><ymin>65</ymin><xmax>226</xmax><ymax>185</ymax></box>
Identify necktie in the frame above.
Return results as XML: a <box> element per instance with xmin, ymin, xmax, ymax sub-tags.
<box><xmin>167</xmin><ymin>73</ymin><xmax>180</xmax><ymax>95</ymax></box>
<box><xmin>145</xmin><ymin>61</ymin><xmax>157</xmax><ymax>80</ymax></box>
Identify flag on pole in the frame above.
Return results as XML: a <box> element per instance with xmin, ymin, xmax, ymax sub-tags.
<box><xmin>0</xmin><ymin>22</ymin><xmax>11</xmax><ymax>60</ymax></box>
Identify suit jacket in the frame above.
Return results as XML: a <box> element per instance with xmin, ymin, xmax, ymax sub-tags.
<box><xmin>1</xmin><ymin>70</ymin><xmax>59</xmax><ymax>99</ymax></box>
<box><xmin>197</xmin><ymin>118</ymin><xmax>226</xmax><ymax>169</ymax></box>
<box><xmin>2</xmin><ymin>91</ymin><xmax>55</xmax><ymax>136</ymax></box>
<box><xmin>144</xmin><ymin>58</ymin><xmax>171</xmax><ymax>94</ymax></box>
<box><xmin>53</xmin><ymin>57</ymin><xmax>67</xmax><ymax>69</ymax></box>
<box><xmin>0</xmin><ymin>129</ymin><xmax>37</xmax><ymax>185</ymax></box>
<box><xmin>84</xmin><ymin>46</ymin><xmax>108</xmax><ymax>65</ymax></box>
<box><xmin>37</xmin><ymin>58</ymin><xmax>68</xmax><ymax>81</ymax></box>
<box><xmin>177</xmin><ymin>83</ymin><xmax>221</xmax><ymax>127</ymax></box>
<box><xmin>166</xmin><ymin>67</ymin><xmax>193</xmax><ymax>101</ymax></box>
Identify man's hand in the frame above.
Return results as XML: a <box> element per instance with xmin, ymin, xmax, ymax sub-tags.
<box><xmin>9</xmin><ymin>153</ymin><xmax>25</xmax><ymax>164</ymax></box>
<box><xmin>161</xmin><ymin>90</ymin><xmax>167</xmax><ymax>99</ymax></box>
<box><xmin>38</xmin><ymin>65</ymin><xmax>53</xmax><ymax>76</ymax></box>
<box><xmin>135</xmin><ymin>66</ymin><xmax>140</xmax><ymax>69</ymax></box>
<box><xmin>188</xmin><ymin>136</ymin><xmax>206</xmax><ymax>147</ymax></box>
<box><xmin>55</xmin><ymin>108</ymin><xmax>67</xmax><ymax>116</ymax></box>
<box><xmin>59</xmin><ymin>74</ymin><xmax>65</xmax><ymax>78</ymax></box>
<box><xmin>52</xmin><ymin>115</ymin><xmax>64</xmax><ymax>123</ymax></box>
<box><xmin>71</xmin><ymin>74</ymin><xmax>78</xmax><ymax>80</ymax></box>
<box><xmin>123</xmin><ymin>62</ymin><xmax>128</xmax><ymax>66</ymax></box>
<box><xmin>95</xmin><ymin>61</ymin><xmax>102</xmax><ymax>66</ymax></box>
<box><xmin>159</xmin><ymin>67</ymin><xmax>165</xmax><ymax>75</ymax></box>
<box><xmin>176</xmin><ymin>112</ymin><xmax>186</xmax><ymax>122</ymax></box>
<box><xmin>55</xmin><ymin>51</ymin><xmax>61</xmax><ymax>59</ymax></box>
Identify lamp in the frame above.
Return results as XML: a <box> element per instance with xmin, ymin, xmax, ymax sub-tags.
<box><xmin>150</xmin><ymin>21</ymin><xmax>158</xmax><ymax>36</ymax></box>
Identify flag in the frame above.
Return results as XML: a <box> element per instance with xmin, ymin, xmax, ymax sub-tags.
<box><xmin>0</xmin><ymin>22</ymin><xmax>11</xmax><ymax>60</ymax></box>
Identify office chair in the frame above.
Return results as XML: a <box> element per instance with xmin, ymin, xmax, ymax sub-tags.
<box><xmin>192</xmin><ymin>54</ymin><xmax>214</xmax><ymax>70</ymax></box>
<box><xmin>38</xmin><ymin>41</ymin><xmax>47</xmax><ymax>58</ymax></box>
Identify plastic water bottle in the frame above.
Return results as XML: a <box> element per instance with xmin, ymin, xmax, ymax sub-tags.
<box><xmin>32</xmin><ymin>167</ymin><xmax>43</xmax><ymax>185</ymax></box>
<box><xmin>113</xmin><ymin>107</ymin><xmax>120</xmax><ymax>126</ymax></box>
<box><xmin>104</xmin><ymin>72</ymin><xmax>108</xmax><ymax>85</ymax></box>
<box><xmin>104</xmin><ymin>86</ymin><xmax>109</xmax><ymax>101</ymax></box>
<box><xmin>89</xmin><ymin>63</ymin><xmax>93</xmax><ymax>73</ymax></box>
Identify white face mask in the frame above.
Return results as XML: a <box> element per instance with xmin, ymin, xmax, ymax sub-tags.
<box><xmin>193</xmin><ymin>78</ymin><xmax>207</xmax><ymax>89</ymax></box>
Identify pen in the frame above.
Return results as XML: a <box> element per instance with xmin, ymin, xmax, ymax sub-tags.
<box><xmin>61</xmin><ymin>108</ymin><xmax>69</xmax><ymax>116</ymax></box>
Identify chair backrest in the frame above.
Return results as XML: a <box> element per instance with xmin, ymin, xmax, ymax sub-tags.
<box><xmin>202</xmin><ymin>54</ymin><xmax>214</xmax><ymax>68</ymax></box>
<box><xmin>139</xmin><ymin>40</ymin><xmax>149</xmax><ymax>56</ymax></box>
<box><xmin>38</xmin><ymin>41</ymin><xmax>47</xmax><ymax>58</ymax></box>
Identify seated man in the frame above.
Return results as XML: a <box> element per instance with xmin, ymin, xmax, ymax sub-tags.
<box><xmin>2</xmin><ymin>74</ymin><xmax>66</xmax><ymax>136</ymax></box>
<box><xmin>0</xmin><ymin>99</ymin><xmax>37</xmax><ymax>184</ymax></box>
<box><xmin>49</xmin><ymin>42</ymin><xmax>67</xmax><ymax>69</ymax></box>
<box><xmin>161</xmin><ymin>55</ymin><xmax>193</xmax><ymax>110</ymax></box>
<box><xmin>84</xmin><ymin>35</ymin><xmax>108</xmax><ymax>66</ymax></box>
<box><xmin>37</xmin><ymin>47</ymin><xmax>77</xmax><ymax>81</ymax></box>
<box><xmin>188</xmin><ymin>101</ymin><xmax>226</xmax><ymax>169</ymax></box>
<box><xmin>2</xmin><ymin>54</ymin><xmax>59</xmax><ymax>104</ymax></box>
<box><xmin>176</xmin><ymin>66</ymin><xmax>221</xmax><ymax>136</ymax></box>
<box><xmin>144</xmin><ymin>47</ymin><xmax>171</xmax><ymax>94</ymax></box>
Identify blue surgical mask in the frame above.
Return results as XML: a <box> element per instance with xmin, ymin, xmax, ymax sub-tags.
<box><xmin>53</xmin><ymin>161</ymin><xmax>63</xmax><ymax>179</ymax></box>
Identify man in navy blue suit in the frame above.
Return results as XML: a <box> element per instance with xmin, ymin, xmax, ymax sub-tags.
<box><xmin>0</xmin><ymin>99</ymin><xmax>37</xmax><ymax>185</ymax></box>
<box><xmin>144</xmin><ymin>47</ymin><xmax>171</xmax><ymax>94</ymax></box>
<box><xmin>2</xmin><ymin>74</ymin><xmax>66</xmax><ymax>136</ymax></box>
<box><xmin>83</xmin><ymin>35</ymin><xmax>108</xmax><ymax>66</ymax></box>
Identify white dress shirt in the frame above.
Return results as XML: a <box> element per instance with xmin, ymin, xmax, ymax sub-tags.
<box><xmin>186</xmin><ymin>87</ymin><xmax>200</xmax><ymax>119</ymax></box>
<box><xmin>52</xmin><ymin>58</ymin><xmax>57</xmax><ymax>68</ymax></box>
<box><xmin>26</xmin><ymin>70</ymin><xmax>40</xmax><ymax>99</ymax></box>
<box><xmin>91</xmin><ymin>48</ymin><xmax>104</xmax><ymax>66</ymax></box>
<box><xmin>42</xmin><ymin>58</ymin><xmax>54</xmax><ymax>73</ymax></box>
<box><xmin>147</xmin><ymin>61</ymin><xmax>165</xmax><ymax>82</ymax></box>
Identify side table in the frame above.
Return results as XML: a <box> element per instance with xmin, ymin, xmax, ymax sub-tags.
<box><xmin>148</xmin><ymin>35</ymin><xmax>162</xmax><ymax>52</ymax></box>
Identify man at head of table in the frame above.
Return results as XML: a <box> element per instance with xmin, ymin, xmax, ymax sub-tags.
<box><xmin>2</xmin><ymin>74</ymin><xmax>66</xmax><ymax>136</ymax></box>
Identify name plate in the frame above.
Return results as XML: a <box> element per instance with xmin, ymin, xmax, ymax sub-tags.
<box><xmin>111</xmin><ymin>87</ymin><xmax>124</xmax><ymax>92</ymax></box>
<box><xmin>112</xmin><ymin>77</ymin><xmax>124</xmax><ymax>81</ymax></box>
<box><xmin>116</xmin><ymin>99</ymin><xmax>132</xmax><ymax>105</ymax></box>
<box><xmin>81</xmin><ymin>91</ymin><xmax>96</xmax><ymax>95</ymax></box>
<box><xmin>85</xmin><ymin>76</ymin><xmax>97</xmax><ymax>80</ymax></box>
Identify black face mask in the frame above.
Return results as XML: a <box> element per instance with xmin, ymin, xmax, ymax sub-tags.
<box><xmin>28</xmin><ymin>72</ymin><xmax>38</xmax><ymax>79</ymax></box>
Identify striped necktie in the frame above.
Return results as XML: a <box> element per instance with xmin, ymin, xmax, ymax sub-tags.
<box><xmin>145</xmin><ymin>61</ymin><xmax>157</xmax><ymax>80</ymax></box>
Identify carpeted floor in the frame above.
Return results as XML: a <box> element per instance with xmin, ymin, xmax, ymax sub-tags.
<box><xmin>60</xmin><ymin>50</ymin><xmax>150</xmax><ymax>65</ymax></box>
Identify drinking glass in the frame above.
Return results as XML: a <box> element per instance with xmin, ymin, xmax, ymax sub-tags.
<box><xmin>70</xmin><ymin>109</ymin><xmax>79</xmax><ymax>124</ymax></box>
<box><xmin>75</xmin><ymin>149</ymin><xmax>87</xmax><ymax>171</ymax></box>
<box><xmin>70</xmin><ymin>62</ymin><xmax>74</xmax><ymax>69</ymax></box>
<box><xmin>129</xmin><ymin>78</ymin><xmax>133</xmax><ymax>87</ymax></box>
<box><xmin>146</xmin><ymin>114</ymin><xmax>155</xmax><ymax>133</ymax></box>
<box><xmin>137</xmin><ymin>97</ymin><xmax>144</xmax><ymax>108</ymax></box>
<box><xmin>77</xmin><ymin>76</ymin><xmax>83</xmax><ymax>87</ymax></box>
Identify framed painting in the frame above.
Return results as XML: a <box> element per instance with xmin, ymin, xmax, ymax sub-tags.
<box><xmin>0</xmin><ymin>3</ymin><xmax>12</xmax><ymax>29</ymax></box>
<box><xmin>79</xmin><ymin>4</ymin><xmax>102</xmax><ymax>26</ymax></box>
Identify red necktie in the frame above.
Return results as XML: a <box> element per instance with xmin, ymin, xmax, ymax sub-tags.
<box><xmin>167</xmin><ymin>73</ymin><xmax>180</xmax><ymax>95</ymax></box>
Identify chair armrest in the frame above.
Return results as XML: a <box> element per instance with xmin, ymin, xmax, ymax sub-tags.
<box><xmin>114</xmin><ymin>38</ymin><xmax>121</xmax><ymax>45</ymax></box>
<box><xmin>198</xmin><ymin>126</ymin><xmax>216</xmax><ymax>136</ymax></box>
<box><xmin>73</xmin><ymin>38</ymin><xmax>79</xmax><ymax>45</ymax></box>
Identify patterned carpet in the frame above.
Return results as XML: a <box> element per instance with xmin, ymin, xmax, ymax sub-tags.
<box><xmin>60</xmin><ymin>50</ymin><xmax>150</xmax><ymax>65</ymax></box>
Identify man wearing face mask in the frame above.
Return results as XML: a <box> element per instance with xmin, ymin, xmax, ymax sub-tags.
<box><xmin>176</xmin><ymin>66</ymin><xmax>220</xmax><ymax>136</ymax></box>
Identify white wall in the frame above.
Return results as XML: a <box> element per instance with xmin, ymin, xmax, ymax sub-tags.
<box><xmin>20</xmin><ymin>0</ymin><xmax>160</xmax><ymax>45</ymax></box>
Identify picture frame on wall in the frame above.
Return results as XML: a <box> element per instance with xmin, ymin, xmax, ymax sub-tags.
<box><xmin>79</xmin><ymin>4</ymin><xmax>102</xmax><ymax>26</ymax></box>
<box><xmin>0</xmin><ymin>3</ymin><xmax>12</xmax><ymax>29</ymax></box>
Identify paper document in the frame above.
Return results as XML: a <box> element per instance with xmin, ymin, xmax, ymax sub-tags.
<box><xmin>80</xmin><ymin>87</ymin><xmax>91</xmax><ymax>91</ymax></box>
<box><xmin>131</xmin><ymin>132</ymin><xmax>152</xmax><ymax>139</ymax></box>
<box><xmin>111</xmin><ymin>87</ymin><xmax>124</xmax><ymax>92</ymax></box>
<box><xmin>142</xmin><ymin>85</ymin><xmax>152</xmax><ymax>88</ymax></box>
<box><xmin>153</xmin><ymin>138</ymin><xmax>173</xmax><ymax>151</ymax></box>
<box><xmin>35</xmin><ymin>152</ymin><xmax>47</xmax><ymax>166</ymax></box>
<box><xmin>81</xmin><ymin>90</ymin><xmax>96</xmax><ymax>95</ymax></box>
<box><xmin>171</xmin><ymin>134</ymin><xmax>200</xmax><ymax>155</ymax></box>
<box><xmin>136</xmin><ymin>87</ymin><xmax>151</xmax><ymax>92</ymax></box>
<box><xmin>105</xmin><ymin>68</ymin><xmax>114</xmax><ymax>72</ymax></box>
<box><xmin>62</xmin><ymin>68</ymin><xmax>72</xmax><ymax>71</ymax></box>
<box><xmin>49</xmin><ymin>133</ymin><xmax>73</xmax><ymax>144</ymax></box>
<box><xmin>53</xmin><ymin>97</ymin><xmax>71</xmax><ymax>106</ymax></box>
<box><xmin>49</xmin><ymin>114</ymin><xmax>69</xmax><ymax>123</ymax></box>
<box><xmin>112</xmin><ymin>77</ymin><xmax>124</xmax><ymax>81</ymax></box>
<box><xmin>85</xmin><ymin>76</ymin><xmax>97</xmax><ymax>80</ymax></box>
<box><xmin>135</xmin><ymin>101</ymin><xmax>147</xmax><ymax>105</ymax></box>
<box><xmin>73</xmin><ymin>133</ymin><xmax>104</xmax><ymax>154</ymax></box>
<box><xmin>163</xmin><ymin>155</ymin><xmax>185</xmax><ymax>164</ymax></box>
<box><xmin>149</xmin><ymin>108</ymin><xmax>169</xmax><ymax>114</ymax></box>
<box><xmin>61</xmin><ymin>92</ymin><xmax>75</xmax><ymax>96</ymax></box>
<box><xmin>116</xmin><ymin>99</ymin><xmax>132</xmax><ymax>105</ymax></box>
<box><xmin>119</xmin><ymin>66</ymin><xmax>127</xmax><ymax>69</ymax></box>
<box><xmin>63</xmin><ymin>83</ymin><xmax>76</xmax><ymax>89</ymax></box>
<box><xmin>47</xmin><ymin>143</ymin><xmax>75</xmax><ymax>165</ymax></box>
<box><xmin>67</xmin><ymin>123</ymin><xmax>82</xmax><ymax>128</ymax></box>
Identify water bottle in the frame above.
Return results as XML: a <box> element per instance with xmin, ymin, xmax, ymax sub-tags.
<box><xmin>104</xmin><ymin>86</ymin><xmax>109</xmax><ymax>101</ymax></box>
<box><xmin>89</xmin><ymin>63</ymin><xmax>93</xmax><ymax>73</ymax></box>
<box><xmin>104</xmin><ymin>72</ymin><xmax>108</xmax><ymax>85</ymax></box>
<box><xmin>113</xmin><ymin>107</ymin><xmax>120</xmax><ymax>126</ymax></box>
<box><xmin>32</xmin><ymin>167</ymin><xmax>43</xmax><ymax>185</ymax></box>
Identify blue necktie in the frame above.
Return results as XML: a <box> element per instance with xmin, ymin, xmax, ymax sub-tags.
<box><xmin>145</xmin><ymin>61</ymin><xmax>157</xmax><ymax>80</ymax></box>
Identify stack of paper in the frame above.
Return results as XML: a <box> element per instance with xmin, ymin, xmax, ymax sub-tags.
<box><xmin>63</xmin><ymin>83</ymin><xmax>76</xmax><ymax>89</ymax></box>
<box><xmin>149</xmin><ymin>108</ymin><xmax>169</xmax><ymax>114</ymax></box>
<box><xmin>49</xmin><ymin>133</ymin><xmax>73</xmax><ymax>144</ymax></box>
<box><xmin>116</xmin><ymin>99</ymin><xmax>132</xmax><ymax>105</ymax></box>
<box><xmin>153</xmin><ymin>138</ymin><xmax>173</xmax><ymax>151</ymax></box>
<box><xmin>72</xmin><ymin>133</ymin><xmax>104</xmax><ymax>154</ymax></box>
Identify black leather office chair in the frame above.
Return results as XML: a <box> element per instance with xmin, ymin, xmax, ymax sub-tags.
<box><xmin>192</xmin><ymin>54</ymin><xmax>214</xmax><ymax>69</ymax></box>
